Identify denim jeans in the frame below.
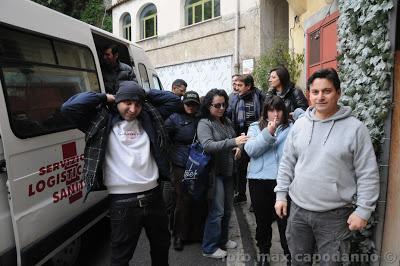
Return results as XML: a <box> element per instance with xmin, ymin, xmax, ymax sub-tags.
<box><xmin>109</xmin><ymin>188</ymin><xmax>171</xmax><ymax>266</ymax></box>
<box><xmin>202</xmin><ymin>175</ymin><xmax>234</xmax><ymax>254</ymax></box>
<box><xmin>286</xmin><ymin>202</ymin><xmax>352</xmax><ymax>266</ymax></box>
<box><xmin>161</xmin><ymin>180</ymin><xmax>175</xmax><ymax>231</ymax></box>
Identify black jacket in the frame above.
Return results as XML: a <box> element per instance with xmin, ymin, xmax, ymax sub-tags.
<box><xmin>268</xmin><ymin>84</ymin><xmax>308</xmax><ymax>113</ymax></box>
<box><xmin>164</xmin><ymin>112</ymin><xmax>200</xmax><ymax>168</ymax></box>
<box><xmin>102</xmin><ymin>61</ymin><xmax>136</xmax><ymax>94</ymax></box>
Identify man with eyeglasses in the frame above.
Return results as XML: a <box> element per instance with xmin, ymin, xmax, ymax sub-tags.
<box><xmin>171</xmin><ymin>79</ymin><xmax>188</xmax><ymax>97</ymax></box>
<box><xmin>226</xmin><ymin>74</ymin><xmax>265</xmax><ymax>205</ymax></box>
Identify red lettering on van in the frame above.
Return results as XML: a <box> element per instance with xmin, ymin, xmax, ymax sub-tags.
<box><xmin>28</xmin><ymin>142</ymin><xmax>85</xmax><ymax>204</ymax></box>
<box><xmin>28</xmin><ymin>184</ymin><xmax>35</xmax><ymax>196</ymax></box>
<box><xmin>38</xmin><ymin>167</ymin><xmax>46</xmax><ymax>176</ymax></box>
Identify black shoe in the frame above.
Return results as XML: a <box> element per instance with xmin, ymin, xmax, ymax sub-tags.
<box><xmin>173</xmin><ymin>237</ymin><xmax>184</xmax><ymax>251</ymax></box>
<box><xmin>234</xmin><ymin>194</ymin><xmax>247</xmax><ymax>204</ymax></box>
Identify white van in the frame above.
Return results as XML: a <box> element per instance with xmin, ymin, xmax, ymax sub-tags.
<box><xmin>0</xmin><ymin>0</ymin><xmax>163</xmax><ymax>265</ymax></box>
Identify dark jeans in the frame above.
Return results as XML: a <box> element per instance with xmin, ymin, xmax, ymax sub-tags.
<box><xmin>109</xmin><ymin>187</ymin><xmax>170</xmax><ymax>266</ymax></box>
<box><xmin>202</xmin><ymin>175</ymin><xmax>234</xmax><ymax>254</ymax></box>
<box><xmin>161</xmin><ymin>180</ymin><xmax>175</xmax><ymax>232</ymax></box>
<box><xmin>236</xmin><ymin>152</ymin><xmax>250</xmax><ymax>196</ymax></box>
<box><xmin>172</xmin><ymin>165</ymin><xmax>207</xmax><ymax>241</ymax></box>
<box><xmin>248</xmin><ymin>179</ymin><xmax>289</xmax><ymax>255</ymax></box>
<box><xmin>287</xmin><ymin>202</ymin><xmax>352</xmax><ymax>266</ymax></box>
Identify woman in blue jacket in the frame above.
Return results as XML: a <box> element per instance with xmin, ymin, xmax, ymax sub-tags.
<box><xmin>164</xmin><ymin>91</ymin><xmax>207</xmax><ymax>251</ymax></box>
<box><xmin>244</xmin><ymin>95</ymin><xmax>291</xmax><ymax>265</ymax></box>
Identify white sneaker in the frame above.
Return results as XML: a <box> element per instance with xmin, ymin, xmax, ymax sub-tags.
<box><xmin>203</xmin><ymin>248</ymin><xmax>227</xmax><ymax>259</ymax></box>
<box><xmin>225</xmin><ymin>240</ymin><xmax>237</xmax><ymax>249</ymax></box>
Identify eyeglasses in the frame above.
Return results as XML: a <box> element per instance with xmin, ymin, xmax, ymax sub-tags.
<box><xmin>210</xmin><ymin>103</ymin><xmax>226</xmax><ymax>109</ymax></box>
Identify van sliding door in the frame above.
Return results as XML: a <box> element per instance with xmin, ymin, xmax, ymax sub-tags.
<box><xmin>0</xmin><ymin>25</ymin><xmax>108</xmax><ymax>265</ymax></box>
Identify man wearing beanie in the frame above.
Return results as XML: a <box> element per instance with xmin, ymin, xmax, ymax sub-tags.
<box><xmin>61</xmin><ymin>81</ymin><xmax>181</xmax><ymax>266</ymax></box>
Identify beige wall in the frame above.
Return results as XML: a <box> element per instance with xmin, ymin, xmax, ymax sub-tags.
<box><xmin>287</xmin><ymin>0</ymin><xmax>338</xmax><ymax>89</ymax></box>
<box><xmin>111</xmin><ymin>0</ymin><xmax>288</xmax><ymax>92</ymax></box>
<box><xmin>112</xmin><ymin>0</ymin><xmax>289</xmax><ymax>73</ymax></box>
<box><xmin>137</xmin><ymin>9</ymin><xmax>261</xmax><ymax>70</ymax></box>
<box><xmin>112</xmin><ymin>0</ymin><xmax>261</xmax><ymax>40</ymax></box>
<box><xmin>260</xmin><ymin>0</ymin><xmax>289</xmax><ymax>54</ymax></box>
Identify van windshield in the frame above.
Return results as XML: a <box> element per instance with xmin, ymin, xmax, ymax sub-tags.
<box><xmin>0</xmin><ymin>26</ymin><xmax>100</xmax><ymax>138</ymax></box>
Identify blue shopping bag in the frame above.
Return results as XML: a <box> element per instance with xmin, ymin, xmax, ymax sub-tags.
<box><xmin>182</xmin><ymin>142</ymin><xmax>211</xmax><ymax>201</ymax></box>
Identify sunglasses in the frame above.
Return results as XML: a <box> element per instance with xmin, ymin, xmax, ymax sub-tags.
<box><xmin>210</xmin><ymin>103</ymin><xmax>226</xmax><ymax>109</ymax></box>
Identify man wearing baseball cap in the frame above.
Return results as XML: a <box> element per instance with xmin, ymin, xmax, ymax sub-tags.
<box><xmin>61</xmin><ymin>81</ymin><xmax>181</xmax><ymax>266</ymax></box>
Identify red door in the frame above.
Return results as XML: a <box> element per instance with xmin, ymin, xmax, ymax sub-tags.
<box><xmin>306</xmin><ymin>11</ymin><xmax>340</xmax><ymax>79</ymax></box>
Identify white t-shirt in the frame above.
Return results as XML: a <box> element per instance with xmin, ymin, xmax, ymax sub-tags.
<box><xmin>103</xmin><ymin>119</ymin><xmax>159</xmax><ymax>194</ymax></box>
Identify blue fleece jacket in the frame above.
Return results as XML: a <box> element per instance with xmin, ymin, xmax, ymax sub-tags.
<box><xmin>244</xmin><ymin>122</ymin><xmax>291</xmax><ymax>180</ymax></box>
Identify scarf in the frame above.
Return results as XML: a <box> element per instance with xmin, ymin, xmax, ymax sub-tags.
<box><xmin>235</xmin><ymin>90</ymin><xmax>262</xmax><ymax>130</ymax></box>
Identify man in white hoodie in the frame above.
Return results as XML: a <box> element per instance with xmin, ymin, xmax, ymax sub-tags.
<box><xmin>62</xmin><ymin>82</ymin><xmax>181</xmax><ymax>266</ymax></box>
<box><xmin>274</xmin><ymin>68</ymin><xmax>379</xmax><ymax>265</ymax></box>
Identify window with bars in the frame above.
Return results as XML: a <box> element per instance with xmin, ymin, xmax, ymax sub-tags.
<box><xmin>185</xmin><ymin>0</ymin><xmax>220</xmax><ymax>26</ymax></box>
<box><xmin>140</xmin><ymin>4</ymin><xmax>157</xmax><ymax>39</ymax></box>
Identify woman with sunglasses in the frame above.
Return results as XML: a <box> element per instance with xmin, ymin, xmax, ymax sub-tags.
<box><xmin>244</xmin><ymin>95</ymin><xmax>291</xmax><ymax>266</ymax></box>
<box><xmin>197</xmin><ymin>89</ymin><xmax>249</xmax><ymax>259</ymax></box>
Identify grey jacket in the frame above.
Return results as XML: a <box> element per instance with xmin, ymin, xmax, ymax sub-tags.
<box><xmin>274</xmin><ymin>106</ymin><xmax>380</xmax><ymax>220</ymax></box>
<box><xmin>197</xmin><ymin>118</ymin><xmax>236</xmax><ymax>177</ymax></box>
<box><xmin>102</xmin><ymin>61</ymin><xmax>136</xmax><ymax>94</ymax></box>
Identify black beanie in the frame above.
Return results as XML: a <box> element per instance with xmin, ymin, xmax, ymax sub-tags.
<box><xmin>115</xmin><ymin>81</ymin><xmax>145</xmax><ymax>104</ymax></box>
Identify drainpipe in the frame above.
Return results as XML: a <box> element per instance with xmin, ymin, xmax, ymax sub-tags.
<box><xmin>233</xmin><ymin>0</ymin><xmax>240</xmax><ymax>74</ymax></box>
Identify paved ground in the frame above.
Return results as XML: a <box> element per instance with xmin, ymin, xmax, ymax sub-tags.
<box><xmin>230</xmin><ymin>188</ymin><xmax>287</xmax><ymax>266</ymax></box>
<box><xmin>76</xmin><ymin>188</ymin><xmax>287</xmax><ymax>266</ymax></box>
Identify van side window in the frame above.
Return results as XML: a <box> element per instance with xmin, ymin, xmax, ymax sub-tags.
<box><xmin>152</xmin><ymin>75</ymin><xmax>163</xmax><ymax>90</ymax></box>
<box><xmin>0</xmin><ymin>27</ymin><xmax>56</xmax><ymax>64</ymax></box>
<box><xmin>54</xmin><ymin>41</ymin><xmax>96</xmax><ymax>70</ymax></box>
<box><xmin>138</xmin><ymin>63</ymin><xmax>150</xmax><ymax>90</ymax></box>
<box><xmin>0</xmin><ymin>25</ymin><xmax>100</xmax><ymax>139</ymax></box>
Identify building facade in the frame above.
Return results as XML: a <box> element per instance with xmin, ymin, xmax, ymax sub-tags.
<box><xmin>287</xmin><ymin>1</ymin><xmax>400</xmax><ymax>263</ymax></box>
<box><xmin>287</xmin><ymin>0</ymin><xmax>339</xmax><ymax>89</ymax></box>
<box><xmin>109</xmin><ymin>0</ymin><xmax>288</xmax><ymax>96</ymax></box>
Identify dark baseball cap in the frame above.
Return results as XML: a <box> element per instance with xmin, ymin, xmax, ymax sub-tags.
<box><xmin>183</xmin><ymin>91</ymin><xmax>200</xmax><ymax>105</ymax></box>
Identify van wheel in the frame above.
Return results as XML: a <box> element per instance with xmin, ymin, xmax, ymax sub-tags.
<box><xmin>50</xmin><ymin>237</ymin><xmax>82</xmax><ymax>266</ymax></box>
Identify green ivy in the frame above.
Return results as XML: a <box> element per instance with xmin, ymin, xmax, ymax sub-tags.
<box><xmin>253</xmin><ymin>40</ymin><xmax>304</xmax><ymax>91</ymax></box>
<box><xmin>338</xmin><ymin>0</ymin><xmax>393</xmax><ymax>150</ymax></box>
<box><xmin>337</xmin><ymin>0</ymin><xmax>393</xmax><ymax>264</ymax></box>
